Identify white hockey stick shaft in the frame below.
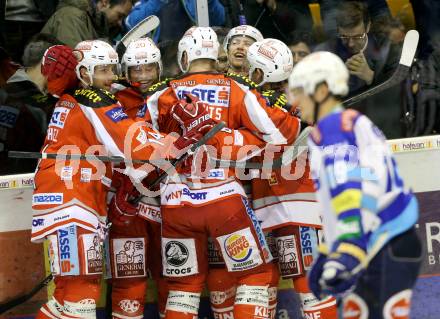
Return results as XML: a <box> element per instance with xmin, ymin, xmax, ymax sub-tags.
<box><xmin>196</xmin><ymin>0</ymin><xmax>210</xmax><ymax>27</ymax></box>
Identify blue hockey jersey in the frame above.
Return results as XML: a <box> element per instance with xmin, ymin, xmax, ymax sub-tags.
<box><xmin>308</xmin><ymin>107</ymin><xmax>418</xmax><ymax>255</ymax></box>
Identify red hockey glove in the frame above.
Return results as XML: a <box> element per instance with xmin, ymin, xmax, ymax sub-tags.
<box><xmin>41</xmin><ymin>45</ymin><xmax>79</xmax><ymax>97</ymax></box>
<box><xmin>108</xmin><ymin>171</ymin><xmax>140</xmax><ymax>227</ymax></box>
<box><xmin>170</xmin><ymin>93</ymin><xmax>216</xmax><ymax>134</ymax></box>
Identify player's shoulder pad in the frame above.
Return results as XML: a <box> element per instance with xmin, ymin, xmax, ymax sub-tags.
<box><xmin>226</xmin><ymin>72</ymin><xmax>258</xmax><ymax>89</ymax></box>
<box><xmin>261</xmin><ymin>90</ymin><xmax>289</xmax><ymax>110</ymax></box>
<box><xmin>147</xmin><ymin>78</ymin><xmax>173</xmax><ymax>95</ymax></box>
<box><xmin>73</xmin><ymin>88</ymin><xmax>118</xmax><ymax>108</ymax></box>
<box><xmin>317</xmin><ymin>110</ymin><xmax>361</xmax><ymax>145</ymax></box>
<box><xmin>340</xmin><ymin>109</ymin><xmax>361</xmax><ymax>132</ymax></box>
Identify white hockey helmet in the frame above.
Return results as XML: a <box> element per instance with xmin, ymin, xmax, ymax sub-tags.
<box><xmin>177</xmin><ymin>26</ymin><xmax>219</xmax><ymax>73</ymax></box>
<box><xmin>223</xmin><ymin>25</ymin><xmax>263</xmax><ymax>52</ymax></box>
<box><xmin>122</xmin><ymin>37</ymin><xmax>162</xmax><ymax>79</ymax></box>
<box><xmin>74</xmin><ymin>40</ymin><xmax>119</xmax><ymax>87</ymax></box>
<box><xmin>247</xmin><ymin>38</ymin><xmax>293</xmax><ymax>86</ymax></box>
<box><xmin>289</xmin><ymin>51</ymin><xmax>349</xmax><ymax>96</ymax></box>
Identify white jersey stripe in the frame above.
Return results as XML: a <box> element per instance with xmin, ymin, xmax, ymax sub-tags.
<box><xmin>236</xmin><ymin>82</ymin><xmax>287</xmax><ymax>144</ymax></box>
<box><xmin>79</xmin><ymin>104</ymin><xmax>125</xmax><ymax>158</ymax></box>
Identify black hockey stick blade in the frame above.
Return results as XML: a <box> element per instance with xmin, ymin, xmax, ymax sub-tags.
<box><xmin>0</xmin><ymin>274</ymin><xmax>53</xmax><ymax>314</ymax></box>
<box><xmin>116</xmin><ymin>15</ymin><xmax>160</xmax><ymax>59</ymax></box>
<box><xmin>343</xmin><ymin>30</ymin><xmax>419</xmax><ymax>107</ymax></box>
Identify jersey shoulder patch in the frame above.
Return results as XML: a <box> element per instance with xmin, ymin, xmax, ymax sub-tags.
<box><xmin>147</xmin><ymin>78</ymin><xmax>172</xmax><ymax>96</ymax></box>
<box><xmin>73</xmin><ymin>88</ymin><xmax>118</xmax><ymax>108</ymax></box>
<box><xmin>226</xmin><ymin>72</ymin><xmax>258</xmax><ymax>89</ymax></box>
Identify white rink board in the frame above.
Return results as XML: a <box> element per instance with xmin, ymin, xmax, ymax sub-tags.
<box><xmin>0</xmin><ymin>135</ymin><xmax>439</xmax><ymax>233</ymax></box>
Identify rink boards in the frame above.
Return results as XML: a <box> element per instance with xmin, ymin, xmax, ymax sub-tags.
<box><xmin>1</xmin><ymin>134</ymin><xmax>440</xmax><ymax>318</ymax></box>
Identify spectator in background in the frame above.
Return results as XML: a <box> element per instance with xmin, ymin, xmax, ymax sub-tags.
<box><xmin>41</xmin><ymin>0</ymin><xmax>132</xmax><ymax>48</ymax></box>
<box><xmin>315</xmin><ymin>1</ymin><xmax>403</xmax><ymax>138</ymax></box>
<box><xmin>0</xmin><ymin>47</ymin><xmax>20</xmax><ymax>88</ymax></box>
<box><xmin>125</xmin><ymin>0</ymin><xmax>225</xmax><ymax>43</ymax></box>
<box><xmin>0</xmin><ymin>0</ymin><xmax>50</xmax><ymax>63</ymax></box>
<box><xmin>287</xmin><ymin>30</ymin><xmax>313</xmax><ymax>65</ymax></box>
<box><xmin>315</xmin><ymin>2</ymin><xmax>400</xmax><ymax>94</ymax></box>
<box><xmin>320</xmin><ymin>0</ymin><xmax>390</xmax><ymax>38</ymax></box>
<box><xmin>0</xmin><ymin>34</ymin><xmax>70</xmax><ymax>174</ymax></box>
<box><xmin>223</xmin><ymin>0</ymin><xmax>313</xmax><ymax>42</ymax></box>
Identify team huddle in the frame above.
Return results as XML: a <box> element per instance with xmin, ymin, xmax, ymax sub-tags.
<box><xmin>30</xmin><ymin>25</ymin><xmax>421</xmax><ymax>319</ymax></box>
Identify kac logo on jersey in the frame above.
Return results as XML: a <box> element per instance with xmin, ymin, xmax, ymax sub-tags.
<box><xmin>224</xmin><ymin>234</ymin><xmax>252</xmax><ymax>262</ymax></box>
<box><xmin>105</xmin><ymin>107</ymin><xmax>129</xmax><ymax>122</ymax></box>
<box><xmin>32</xmin><ymin>193</ymin><xmax>63</xmax><ymax>205</ymax></box>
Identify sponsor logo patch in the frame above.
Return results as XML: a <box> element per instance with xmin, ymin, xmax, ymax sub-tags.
<box><xmin>32</xmin><ymin>193</ymin><xmax>63</xmax><ymax>205</ymax></box>
<box><xmin>383</xmin><ymin>290</ymin><xmax>412</xmax><ymax>319</ymax></box>
<box><xmin>119</xmin><ymin>299</ymin><xmax>141</xmax><ymax>314</ymax></box>
<box><xmin>343</xmin><ymin>293</ymin><xmax>368</xmax><ymax>319</ymax></box>
<box><xmin>276</xmin><ymin>235</ymin><xmax>301</xmax><ymax>277</ymax></box>
<box><xmin>80</xmin><ymin>168</ymin><xmax>92</xmax><ymax>183</ymax></box>
<box><xmin>175</xmin><ymin>85</ymin><xmax>230</xmax><ymax>107</ymax></box>
<box><xmin>105</xmin><ymin>107</ymin><xmax>129</xmax><ymax>122</ymax></box>
<box><xmin>61</xmin><ymin>166</ymin><xmax>73</xmax><ymax>181</ymax></box>
<box><xmin>300</xmin><ymin>226</ymin><xmax>318</xmax><ymax>270</ymax></box>
<box><xmin>217</xmin><ymin>228</ymin><xmax>263</xmax><ymax>272</ymax></box>
<box><xmin>83</xmin><ymin>234</ymin><xmax>103</xmax><ymax>275</ymax></box>
<box><xmin>241</xmin><ymin>197</ymin><xmax>272</xmax><ymax>262</ymax></box>
<box><xmin>162</xmin><ymin>238</ymin><xmax>198</xmax><ymax>277</ymax></box>
<box><xmin>49</xmin><ymin>107</ymin><xmax>70</xmax><ymax>129</ymax></box>
<box><xmin>113</xmin><ymin>238</ymin><xmax>146</xmax><ymax>278</ymax></box>
<box><xmin>58</xmin><ymin>225</ymin><xmax>80</xmax><ymax>276</ymax></box>
<box><xmin>32</xmin><ymin>218</ymin><xmax>44</xmax><ymax>227</ymax></box>
<box><xmin>224</xmin><ymin>234</ymin><xmax>252</xmax><ymax>262</ymax></box>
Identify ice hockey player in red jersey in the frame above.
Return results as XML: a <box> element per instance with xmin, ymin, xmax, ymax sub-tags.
<box><xmin>32</xmin><ymin>39</ymin><xmax>207</xmax><ymax>319</ymax></box>
<box><xmin>223</xmin><ymin>25</ymin><xmax>264</xmax><ymax>76</ymax></box>
<box><xmin>144</xmin><ymin>26</ymin><xmax>301</xmax><ymax>319</ymax></box>
<box><xmin>109</xmin><ymin>37</ymin><xmax>168</xmax><ymax>319</ymax></box>
<box><xmin>207</xmin><ymin>38</ymin><xmax>337</xmax><ymax>319</ymax></box>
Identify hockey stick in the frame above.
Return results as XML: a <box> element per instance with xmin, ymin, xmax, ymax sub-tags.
<box><xmin>212</xmin><ymin>126</ymin><xmax>312</xmax><ymax>169</ymax></box>
<box><xmin>0</xmin><ymin>274</ymin><xmax>53</xmax><ymax>315</ymax></box>
<box><xmin>343</xmin><ymin>30</ymin><xmax>419</xmax><ymax>107</ymax></box>
<box><xmin>196</xmin><ymin>0</ymin><xmax>210</xmax><ymax>27</ymax></box>
<box><xmin>9</xmin><ymin>123</ymin><xmax>226</xmax><ymax>167</ymax></box>
<box><xmin>116</xmin><ymin>15</ymin><xmax>160</xmax><ymax>59</ymax></box>
<box><xmin>9</xmin><ymin>124</ymin><xmax>306</xmax><ymax>170</ymax></box>
<box><xmin>215</xmin><ymin>30</ymin><xmax>420</xmax><ymax>170</ymax></box>
<box><xmin>8</xmin><ymin>151</ymin><xmax>127</xmax><ymax>163</ymax></box>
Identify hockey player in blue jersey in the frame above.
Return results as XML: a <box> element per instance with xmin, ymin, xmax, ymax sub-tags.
<box><xmin>288</xmin><ymin>51</ymin><xmax>422</xmax><ymax>319</ymax></box>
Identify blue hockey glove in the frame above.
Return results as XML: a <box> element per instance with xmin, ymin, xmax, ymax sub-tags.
<box><xmin>308</xmin><ymin>240</ymin><xmax>367</xmax><ymax>299</ymax></box>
